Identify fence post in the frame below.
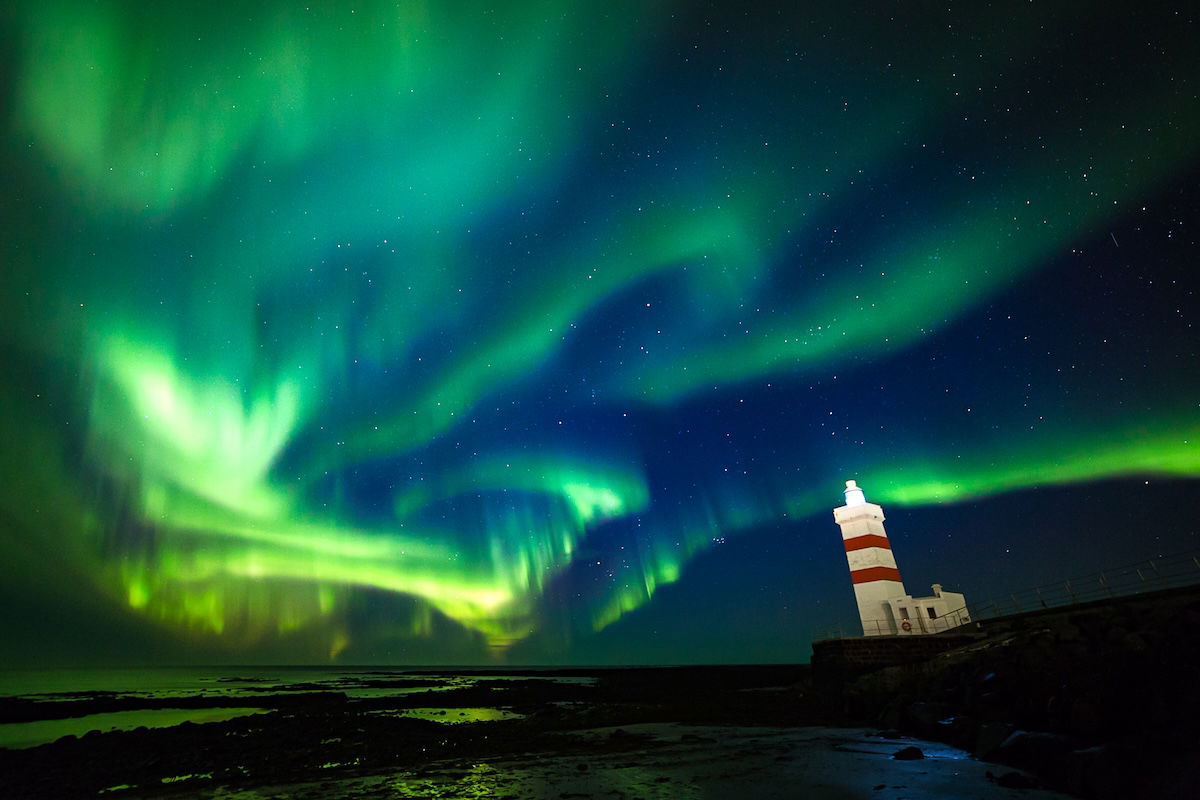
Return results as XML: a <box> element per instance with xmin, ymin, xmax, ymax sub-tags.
<box><xmin>1011</xmin><ymin>594</ymin><xmax>1021</xmax><ymax>614</ymax></box>
<box><xmin>1099</xmin><ymin>571</ymin><xmax>1112</xmax><ymax>598</ymax></box>
<box><xmin>1035</xmin><ymin>587</ymin><xmax>1046</xmax><ymax>609</ymax></box>
<box><xmin>1065</xmin><ymin>580</ymin><xmax>1076</xmax><ymax>603</ymax></box>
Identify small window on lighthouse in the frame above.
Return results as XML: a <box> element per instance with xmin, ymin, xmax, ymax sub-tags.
<box><xmin>927</xmin><ymin>608</ymin><xmax>938</xmax><ymax>620</ymax></box>
<box><xmin>899</xmin><ymin>607</ymin><xmax>910</xmax><ymax>620</ymax></box>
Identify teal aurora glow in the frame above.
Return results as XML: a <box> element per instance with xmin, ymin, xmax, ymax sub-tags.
<box><xmin>1</xmin><ymin>0</ymin><xmax>1197</xmax><ymax>665</ymax></box>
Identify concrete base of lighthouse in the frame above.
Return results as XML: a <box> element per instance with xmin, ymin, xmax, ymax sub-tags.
<box><xmin>854</xmin><ymin>579</ymin><xmax>907</xmax><ymax>636</ymax></box>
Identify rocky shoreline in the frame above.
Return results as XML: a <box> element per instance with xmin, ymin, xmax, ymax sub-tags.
<box><xmin>1</xmin><ymin>667</ymin><xmax>816</xmax><ymax>798</ymax></box>
<box><xmin>4</xmin><ymin>583</ymin><xmax>1199</xmax><ymax>800</ymax></box>
<box><xmin>826</xmin><ymin>585</ymin><xmax>1200</xmax><ymax>798</ymax></box>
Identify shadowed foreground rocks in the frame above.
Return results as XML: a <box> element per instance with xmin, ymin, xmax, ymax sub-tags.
<box><xmin>823</xmin><ymin>585</ymin><xmax>1200</xmax><ymax>798</ymax></box>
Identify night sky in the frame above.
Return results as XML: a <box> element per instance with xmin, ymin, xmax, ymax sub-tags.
<box><xmin>1</xmin><ymin>1</ymin><xmax>1197</xmax><ymax>667</ymax></box>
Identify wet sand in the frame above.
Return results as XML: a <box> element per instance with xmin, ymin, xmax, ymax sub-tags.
<box><xmin>196</xmin><ymin>725</ymin><xmax>1070</xmax><ymax>800</ymax></box>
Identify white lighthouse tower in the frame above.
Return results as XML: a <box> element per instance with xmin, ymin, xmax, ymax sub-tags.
<box><xmin>833</xmin><ymin>479</ymin><xmax>907</xmax><ymax>635</ymax></box>
<box><xmin>833</xmin><ymin>479</ymin><xmax>970</xmax><ymax>636</ymax></box>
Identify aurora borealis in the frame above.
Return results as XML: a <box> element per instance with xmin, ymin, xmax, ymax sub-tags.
<box><xmin>1</xmin><ymin>1</ymin><xmax>1197</xmax><ymax>666</ymax></box>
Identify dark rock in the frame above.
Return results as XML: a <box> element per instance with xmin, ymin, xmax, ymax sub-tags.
<box><xmin>1053</xmin><ymin>623</ymin><xmax>1083</xmax><ymax>642</ymax></box>
<box><xmin>994</xmin><ymin>770</ymin><xmax>1039</xmax><ymax>789</ymax></box>
<box><xmin>974</xmin><ymin>689</ymin><xmax>1009</xmax><ymax>718</ymax></box>
<box><xmin>903</xmin><ymin>701</ymin><xmax>954</xmax><ymax>734</ymax></box>
<box><xmin>1060</xmin><ymin>743</ymin><xmax>1176</xmax><ymax>800</ymax></box>
<box><xmin>891</xmin><ymin>746</ymin><xmax>924</xmax><ymax>760</ymax></box>
<box><xmin>679</xmin><ymin>733</ymin><xmax>715</xmax><ymax>743</ymax></box>
<box><xmin>1120</xmin><ymin>633</ymin><xmax>1148</xmax><ymax>653</ymax></box>
<box><xmin>1105</xmin><ymin>627</ymin><xmax>1129</xmax><ymax>646</ymax></box>
<box><xmin>994</xmin><ymin>730</ymin><xmax>1075</xmax><ymax>777</ymax></box>
<box><xmin>1019</xmin><ymin>646</ymin><xmax>1050</xmax><ymax>668</ymax></box>
<box><xmin>1066</xmin><ymin>697</ymin><xmax>1102</xmax><ymax>738</ymax></box>
<box><xmin>1062</xmin><ymin>745</ymin><xmax>1114</xmax><ymax>799</ymax></box>
<box><xmin>974</xmin><ymin>722</ymin><xmax>1016</xmax><ymax>760</ymax></box>
<box><xmin>878</xmin><ymin>697</ymin><xmax>905</xmax><ymax>729</ymax></box>
<box><xmin>935</xmin><ymin>715</ymin><xmax>978</xmax><ymax>749</ymax></box>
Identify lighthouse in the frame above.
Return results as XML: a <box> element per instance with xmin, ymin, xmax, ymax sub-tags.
<box><xmin>833</xmin><ymin>479</ymin><xmax>970</xmax><ymax>636</ymax></box>
<box><xmin>833</xmin><ymin>480</ymin><xmax>907</xmax><ymax>635</ymax></box>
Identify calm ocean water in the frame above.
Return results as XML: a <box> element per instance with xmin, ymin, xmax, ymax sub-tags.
<box><xmin>0</xmin><ymin>666</ymin><xmax>594</xmax><ymax>698</ymax></box>
<box><xmin>0</xmin><ymin>667</ymin><xmax>555</xmax><ymax>749</ymax></box>
<box><xmin>0</xmin><ymin>666</ymin><xmax>438</xmax><ymax>698</ymax></box>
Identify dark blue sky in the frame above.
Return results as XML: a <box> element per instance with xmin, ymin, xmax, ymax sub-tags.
<box><xmin>0</xmin><ymin>1</ymin><xmax>1196</xmax><ymax>666</ymax></box>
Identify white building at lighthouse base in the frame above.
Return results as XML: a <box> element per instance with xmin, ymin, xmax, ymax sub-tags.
<box><xmin>883</xmin><ymin>583</ymin><xmax>969</xmax><ymax>636</ymax></box>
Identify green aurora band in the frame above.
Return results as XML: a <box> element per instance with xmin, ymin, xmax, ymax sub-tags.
<box><xmin>1</xmin><ymin>0</ymin><xmax>1197</xmax><ymax>662</ymax></box>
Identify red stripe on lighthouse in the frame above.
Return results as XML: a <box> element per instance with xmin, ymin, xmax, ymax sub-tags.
<box><xmin>850</xmin><ymin>566</ymin><xmax>902</xmax><ymax>584</ymax></box>
<box><xmin>844</xmin><ymin>534</ymin><xmax>891</xmax><ymax>552</ymax></box>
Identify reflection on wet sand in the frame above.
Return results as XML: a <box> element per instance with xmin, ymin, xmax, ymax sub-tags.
<box><xmin>195</xmin><ymin>726</ymin><xmax>1073</xmax><ymax>800</ymax></box>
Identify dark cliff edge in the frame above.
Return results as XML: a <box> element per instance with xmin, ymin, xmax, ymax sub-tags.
<box><xmin>813</xmin><ymin>583</ymin><xmax>1200</xmax><ymax>798</ymax></box>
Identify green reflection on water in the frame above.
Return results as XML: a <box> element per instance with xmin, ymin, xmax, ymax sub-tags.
<box><xmin>369</xmin><ymin>707</ymin><xmax>523</xmax><ymax>724</ymax></box>
<box><xmin>0</xmin><ymin>707</ymin><xmax>267</xmax><ymax>750</ymax></box>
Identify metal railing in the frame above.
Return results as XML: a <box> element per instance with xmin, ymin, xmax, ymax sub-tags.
<box><xmin>814</xmin><ymin>549</ymin><xmax>1200</xmax><ymax>641</ymax></box>
<box><xmin>812</xmin><ymin>623</ymin><xmax>859</xmax><ymax>640</ymax></box>
<box><xmin>944</xmin><ymin>549</ymin><xmax>1200</xmax><ymax>625</ymax></box>
<box><xmin>815</xmin><ymin>614</ymin><xmax>973</xmax><ymax>640</ymax></box>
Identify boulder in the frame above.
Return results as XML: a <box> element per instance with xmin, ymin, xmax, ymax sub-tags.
<box><xmin>935</xmin><ymin>715</ymin><xmax>978</xmax><ymax>749</ymax></box>
<box><xmin>1119</xmin><ymin>633</ymin><xmax>1148</xmax><ymax>653</ymax></box>
<box><xmin>973</xmin><ymin>722</ymin><xmax>1016</xmax><ymax>760</ymax></box>
<box><xmin>903</xmin><ymin>701</ymin><xmax>954</xmax><ymax>734</ymax></box>
<box><xmin>891</xmin><ymin>746</ymin><xmax>924</xmax><ymax>760</ymax></box>
<box><xmin>994</xmin><ymin>730</ymin><xmax>1075</xmax><ymax>778</ymax></box>
<box><xmin>987</xmin><ymin>770</ymin><xmax>1039</xmax><ymax>789</ymax></box>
